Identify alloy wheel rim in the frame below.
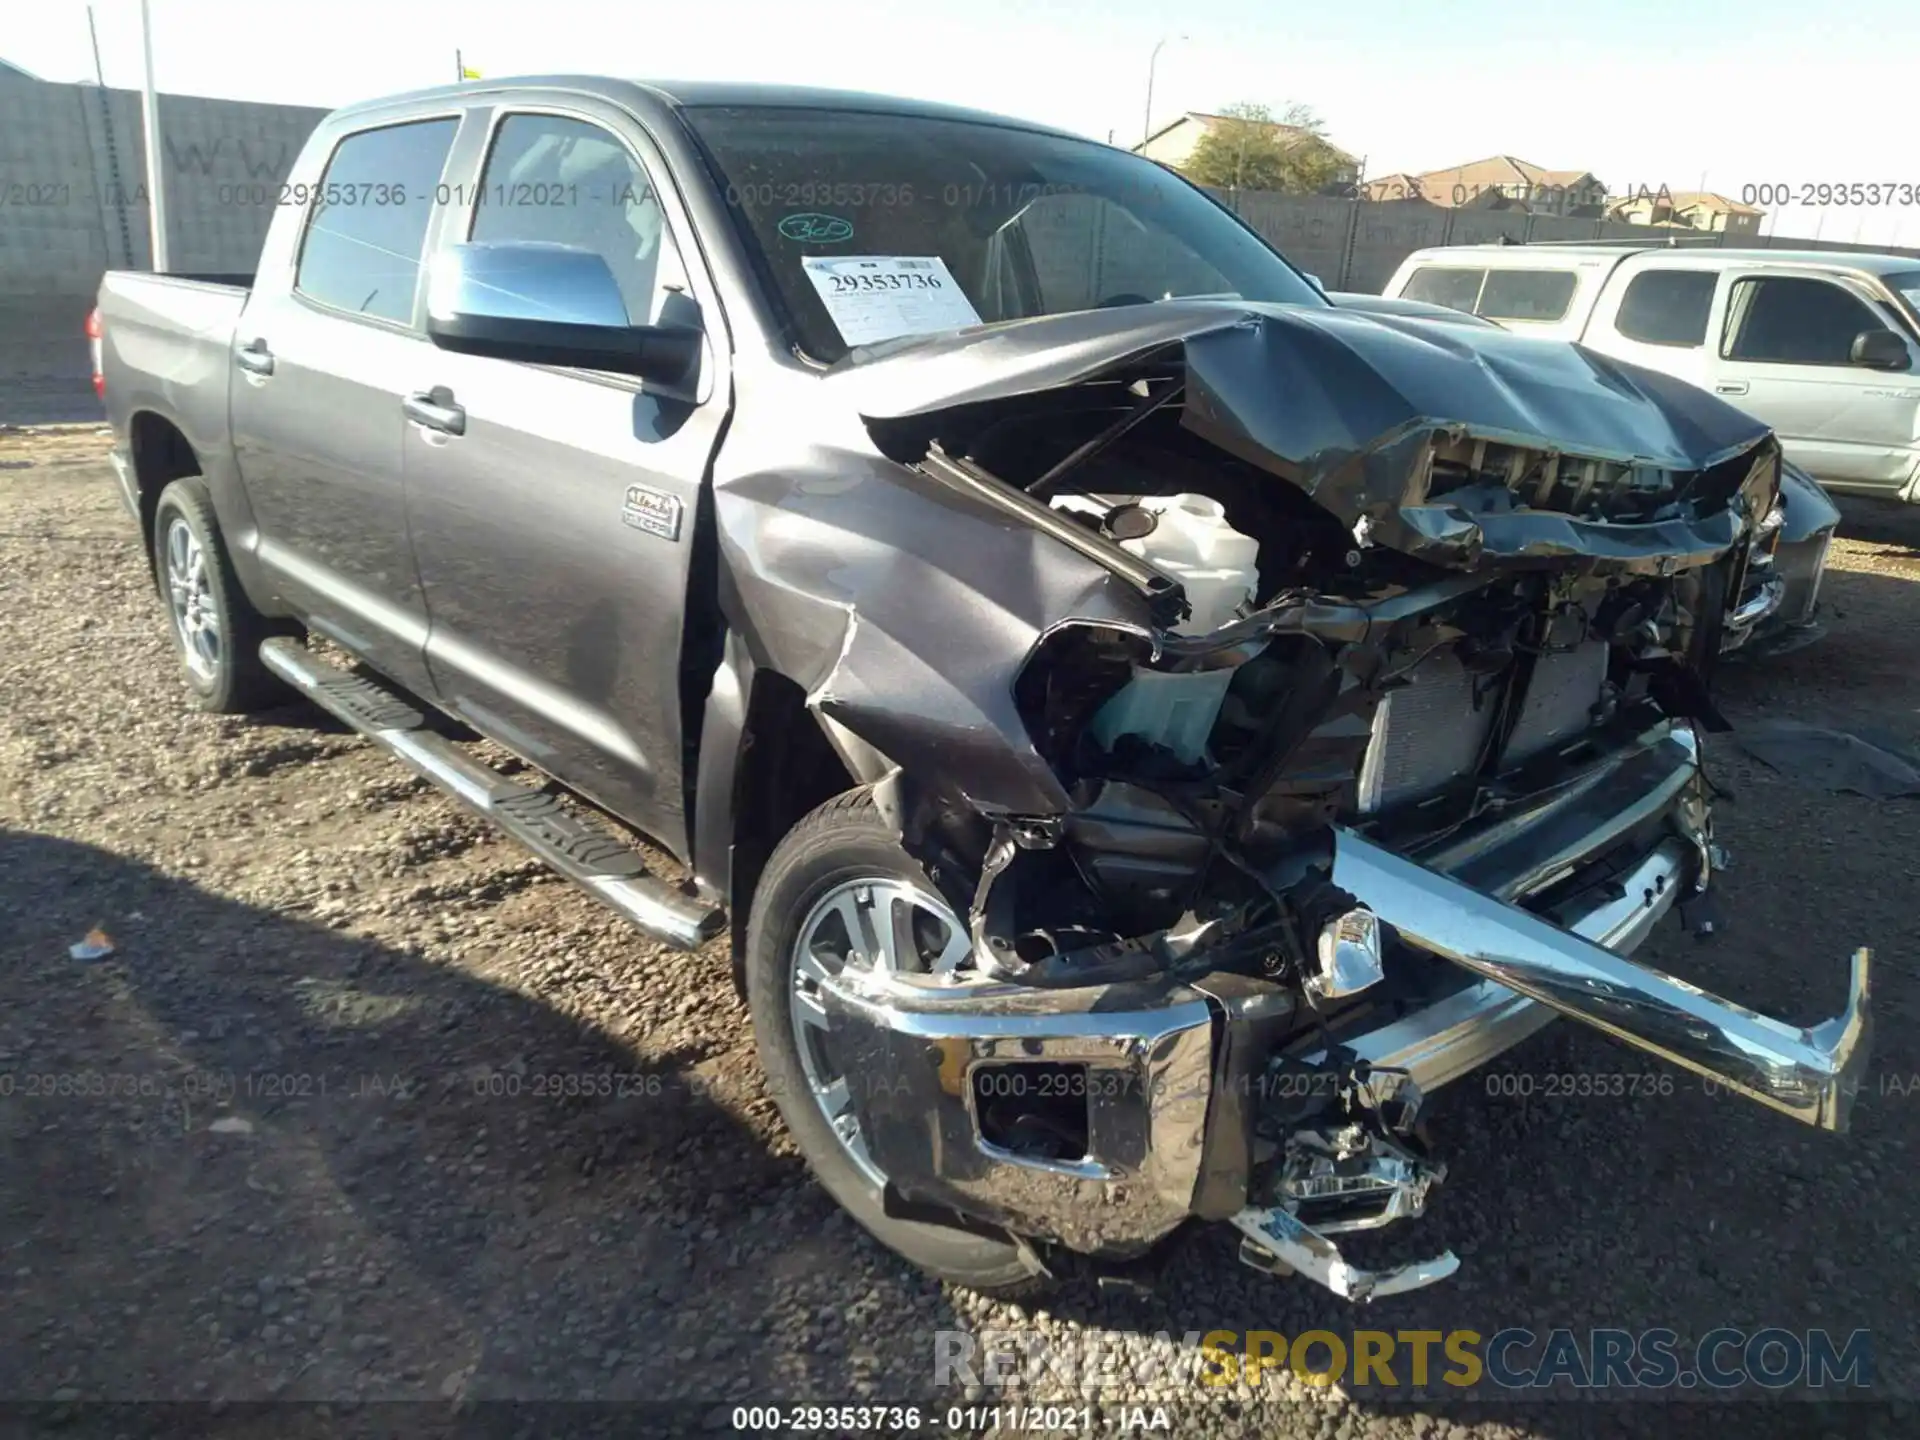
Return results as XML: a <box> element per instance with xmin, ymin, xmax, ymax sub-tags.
<box><xmin>789</xmin><ymin>876</ymin><xmax>972</xmax><ymax>1188</ymax></box>
<box><xmin>163</xmin><ymin>516</ymin><xmax>220</xmax><ymax>682</ymax></box>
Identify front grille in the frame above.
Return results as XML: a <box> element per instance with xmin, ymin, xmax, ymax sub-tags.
<box><xmin>1356</xmin><ymin>642</ymin><xmax>1608</xmax><ymax>814</ymax></box>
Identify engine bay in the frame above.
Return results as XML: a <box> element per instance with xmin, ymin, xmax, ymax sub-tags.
<box><xmin>892</xmin><ymin>359</ymin><xmax>1773</xmax><ymax>997</ymax></box>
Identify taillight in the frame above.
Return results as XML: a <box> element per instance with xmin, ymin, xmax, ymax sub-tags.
<box><xmin>86</xmin><ymin>307</ymin><xmax>105</xmax><ymax>399</ymax></box>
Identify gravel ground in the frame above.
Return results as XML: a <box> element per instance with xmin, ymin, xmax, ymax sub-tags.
<box><xmin>3</xmin><ymin>425</ymin><xmax>1918</xmax><ymax>1438</ymax></box>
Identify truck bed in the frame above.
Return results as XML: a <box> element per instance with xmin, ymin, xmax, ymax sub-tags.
<box><xmin>96</xmin><ymin>271</ymin><xmax>254</xmax><ymax>463</ymax></box>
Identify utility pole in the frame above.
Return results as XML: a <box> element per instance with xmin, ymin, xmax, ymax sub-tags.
<box><xmin>1143</xmin><ymin>35</ymin><xmax>1186</xmax><ymax>147</ymax></box>
<box><xmin>139</xmin><ymin>0</ymin><xmax>170</xmax><ymax>271</ymax></box>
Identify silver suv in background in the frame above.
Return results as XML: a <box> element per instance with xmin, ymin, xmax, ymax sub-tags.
<box><xmin>1383</xmin><ymin>244</ymin><xmax>1920</xmax><ymax>505</ymax></box>
<box><xmin>1332</xmin><ymin>283</ymin><xmax>1840</xmax><ymax>654</ymax></box>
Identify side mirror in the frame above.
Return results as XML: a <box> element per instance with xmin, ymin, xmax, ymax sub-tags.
<box><xmin>425</xmin><ymin>242</ymin><xmax>701</xmax><ymax>388</ymax></box>
<box><xmin>1303</xmin><ymin>272</ymin><xmax>1326</xmax><ymax>291</ymax></box>
<box><xmin>1849</xmin><ymin>328</ymin><xmax>1910</xmax><ymax>371</ymax></box>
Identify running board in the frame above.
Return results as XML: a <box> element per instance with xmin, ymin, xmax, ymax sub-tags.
<box><xmin>260</xmin><ymin>638</ymin><xmax>724</xmax><ymax>950</ymax></box>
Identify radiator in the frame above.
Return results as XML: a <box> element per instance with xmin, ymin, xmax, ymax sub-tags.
<box><xmin>1355</xmin><ymin>642</ymin><xmax>1608</xmax><ymax>813</ymax></box>
<box><xmin>1355</xmin><ymin>652</ymin><xmax>1496</xmax><ymax>813</ymax></box>
<box><xmin>1502</xmin><ymin>641</ymin><xmax>1610</xmax><ymax>765</ymax></box>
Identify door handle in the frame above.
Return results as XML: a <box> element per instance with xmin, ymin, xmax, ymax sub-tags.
<box><xmin>1715</xmin><ymin>381</ymin><xmax>1749</xmax><ymax>396</ymax></box>
<box><xmin>403</xmin><ymin>387</ymin><xmax>466</xmax><ymax>436</ymax></box>
<box><xmin>235</xmin><ymin>339</ymin><xmax>275</xmax><ymax>376</ymax></box>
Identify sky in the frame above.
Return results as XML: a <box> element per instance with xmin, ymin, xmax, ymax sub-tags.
<box><xmin>10</xmin><ymin>0</ymin><xmax>1919</xmax><ymax>247</ymax></box>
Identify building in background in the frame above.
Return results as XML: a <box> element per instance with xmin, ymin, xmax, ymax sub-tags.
<box><xmin>1359</xmin><ymin>172</ymin><xmax>1428</xmax><ymax>203</ymax></box>
<box><xmin>0</xmin><ymin>56</ymin><xmax>41</xmax><ymax>81</ymax></box>
<box><xmin>1386</xmin><ymin>156</ymin><xmax>1610</xmax><ymax>217</ymax></box>
<box><xmin>1607</xmin><ymin>189</ymin><xmax>1764</xmax><ymax>235</ymax></box>
<box><xmin>1135</xmin><ymin>112</ymin><xmax>1360</xmax><ymax>190</ymax></box>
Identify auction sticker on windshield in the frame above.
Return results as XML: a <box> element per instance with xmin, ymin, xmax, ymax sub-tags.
<box><xmin>800</xmin><ymin>255</ymin><xmax>982</xmax><ymax>347</ymax></box>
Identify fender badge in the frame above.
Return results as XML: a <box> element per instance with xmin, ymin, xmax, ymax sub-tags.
<box><xmin>622</xmin><ymin>484</ymin><xmax>683</xmax><ymax>541</ymax></box>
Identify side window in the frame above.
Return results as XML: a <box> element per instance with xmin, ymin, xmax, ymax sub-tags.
<box><xmin>295</xmin><ymin>119</ymin><xmax>458</xmax><ymax>324</ymax></box>
<box><xmin>469</xmin><ymin>113</ymin><xmax>688</xmax><ymax>325</ymax></box>
<box><xmin>1401</xmin><ymin>266</ymin><xmax>1484</xmax><ymax>314</ymax></box>
<box><xmin>1614</xmin><ymin>270</ymin><xmax>1717</xmax><ymax>347</ymax></box>
<box><xmin>1476</xmin><ymin>269</ymin><xmax>1577</xmax><ymax>322</ymax></box>
<box><xmin>1722</xmin><ymin>276</ymin><xmax>1883</xmax><ymax>365</ymax></box>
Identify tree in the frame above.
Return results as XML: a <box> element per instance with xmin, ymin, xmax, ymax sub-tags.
<box><xmin>1182</xmin><ymin>102</ymin><xmax>1348</xmax><ymax>195</ymax></box>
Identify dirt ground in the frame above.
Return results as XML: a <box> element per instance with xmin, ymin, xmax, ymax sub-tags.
<box><xmin>3</xmin><ymin>424</ymin><xmax>1918</xmax><ymax>1438</ymax></box>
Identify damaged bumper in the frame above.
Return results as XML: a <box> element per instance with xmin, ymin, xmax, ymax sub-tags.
<box><xmin>816</xmin><ymin>722</ymin><xmax>1872</xmax><ymax>1289</ymax></box>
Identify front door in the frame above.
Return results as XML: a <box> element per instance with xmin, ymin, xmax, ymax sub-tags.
<box><xmin>229</xmin><ymin>114</ymin><xmax>463</xmax><ymax>694</ymax></box>
<box><xmin>1708</xmin><ymin>270</ymin><xmax>1920</xmax><ymax>492</ymax></box>
<box><xmin>402</xmin><ymin>103</ymin><xmax>729</xmax><ymax>856</ymax></box>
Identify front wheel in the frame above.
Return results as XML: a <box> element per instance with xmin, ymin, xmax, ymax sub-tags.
<box><xmin>744</xmin><ymin>790</ymin><xmax>1050</xmax><ymax>1298</ymax></box>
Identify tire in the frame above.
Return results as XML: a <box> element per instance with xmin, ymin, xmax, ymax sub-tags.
<box><xmin>151</xmin><ymin>475</ymin><xmax>296</xmax><ymax>713</ymax></box>
<box><xmin>745</xmin><ymin>789</ymin><xmax>1052</xmax><ymax>1298</ymax></box>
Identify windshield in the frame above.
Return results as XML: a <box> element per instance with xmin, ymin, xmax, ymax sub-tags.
<box><xmin>682</xmin><ymin>106</ymin><xmax>1327</xmax><ymax>362</ymax></box>
<box><xmin>1886</xmin><ymin>270</ymin><xmax>1920</xmax><ymax>325</ymax></box>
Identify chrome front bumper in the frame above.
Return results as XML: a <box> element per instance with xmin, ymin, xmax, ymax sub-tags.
<box><xmin>1317</xmin><ymin>838</ymin><xmax>1690</xmax><ymax>1094</ymax></box>
<box><xmin>819</xmin><ymin>724</ymin><xmax>1872</xmax><ymax>1253</ymax></box>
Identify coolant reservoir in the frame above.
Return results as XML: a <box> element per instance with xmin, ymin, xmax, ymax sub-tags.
<box><xmin>1119</xmin><ymin>494</ymin><xmax>1260</xmax><ymax>636</ymax></box>
<box><xmin>1079</xmin><ymin>494</ymin><xmax>1261</xmax><ymax>766</ymax></box>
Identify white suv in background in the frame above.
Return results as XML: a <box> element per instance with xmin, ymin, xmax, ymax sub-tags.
<box><xmin>1382</xmin><ymin>244</ymin><xmax>1920</xmax><ymax>503</ymax></box>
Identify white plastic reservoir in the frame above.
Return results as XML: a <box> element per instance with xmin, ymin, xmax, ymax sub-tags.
<box><xmin>1084</xmin><ymin>493</ymin><xmax>1262</xmax><ymax>765</ymax></box>
<box><xmin>1119</xmin><ymin>494</ymin><xmax>1260</xmax><ymax>636</ymax></box>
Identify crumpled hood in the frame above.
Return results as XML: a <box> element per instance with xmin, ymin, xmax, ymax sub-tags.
<box><xmin>846</xmin><ymin>302</ymin><xmax>1780</xmax><ymax>571</ymax></box>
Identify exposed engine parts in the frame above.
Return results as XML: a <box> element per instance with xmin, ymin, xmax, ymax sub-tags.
<box><xmin>1232</xmin><ymin>1060</ymin><xmax>1456</xmax><ymax>1302</ymax></box>
<box><xmin>811</xmin><ymin>307</ymin><xmax>1873</xmax><ymax>1302</ymax></box>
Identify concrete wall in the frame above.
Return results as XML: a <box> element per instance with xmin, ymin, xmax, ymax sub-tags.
<box><xmin>0</xmin><ymin>73</ymin><xmax>324</xmax><ymax>422</ymax></box>
<box><xmin>0</xmin><ymin>72</ymin><xmax>325</xmax><ymax>296</ymax></box>
<box><xmin>1208</xmin><ymin>193</ymin><xmax>1920</xmax><ymax>295</ymax></box>
<box><xmin>5</xmin><ymin>67</ymin><xmax>1919</xmax><ymax>423</ymax></box>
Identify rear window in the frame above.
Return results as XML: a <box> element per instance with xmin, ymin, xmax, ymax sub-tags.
<box><xmin>1400</xmin><ymin>264</ymin><xmax>1577</xmax><ymax>322</ymax></box>
<box><xmin>295</xmin><ymin>118</ymin><xmax>459</xmax><ymax>324</ymax></box>
<box><xmin>1401</xmin><ymin>266</ymin><xmax>1484</xmax><ymax>313</ymax></box>
<box><xmin>1476</xmin><ymin>269</ymin><xmax>1577</xmax><ymax>322</ymax></box>
<box><xmin>1614</xmin><ymin>269</ymin><xmax>1718</xmax><ymax>347</ymax></box>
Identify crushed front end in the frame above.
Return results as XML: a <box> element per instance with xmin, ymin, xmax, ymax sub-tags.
<box><xmin>804</xmin><ymin>304</ymin><xmax>1873</xmax><ymax>1300</ymax></box>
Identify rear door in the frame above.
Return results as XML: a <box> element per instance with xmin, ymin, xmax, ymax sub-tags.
<box><xmin>402</xmin><ymin>98</ymin><xmax>730</xmax><ymax>856</ymax></box>
<box><xmin>229</xmin><ymin>113</ymin><xmax>463</xmax><ymax>693</ymax></box>
<box><xmin>1707</xmin><ymin>268</ymin><xmax>1920</xmax><ymax>490</ymax></box>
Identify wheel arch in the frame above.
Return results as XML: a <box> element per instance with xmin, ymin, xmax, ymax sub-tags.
<box><xmin>127</xmin><ymin>410</ymin><xmax>202</xmax><ymax>581</ymax></box>
<box><xmin>698</xmin><ymin>650</ymin><xmax>863</xmax><ymax>997</ymax></box>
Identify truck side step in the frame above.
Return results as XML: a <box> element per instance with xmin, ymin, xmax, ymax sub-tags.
<box><xmin>260</xmin><ymin>638</ymin><xmax>724</xmax><ymax>950</ymax></box>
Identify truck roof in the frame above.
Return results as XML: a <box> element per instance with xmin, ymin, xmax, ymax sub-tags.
<box><xmin>328</xmin><ymin>75</ymin><xmax>1088</xmax><ymax>143</ymax></box>
<box><xmin>1406</xmin><ymin>242</ymin><xmax>1920</xmax><ymax>276</ymax></box>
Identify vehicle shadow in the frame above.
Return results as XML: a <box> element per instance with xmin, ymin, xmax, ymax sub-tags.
<box><xmin>0</xmin><ymin>828</ymin><xmax>978</xmax><ymax>1422</ymax></box>
<box><xmin>1717</xmin><ymin>561</ymin><xmax>1920</xmax><ymax>733</ymax></box>
<box><xmin>1832</xmin><ymin>495</ymin><xmax>1920</xmax><ymax>557</ymax></box>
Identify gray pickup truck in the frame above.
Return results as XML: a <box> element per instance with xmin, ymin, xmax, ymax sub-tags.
<box><xmin>95</xmin><ymin>76</ymin><xmax>1871</xmax><ymax>1303</ymax></box>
